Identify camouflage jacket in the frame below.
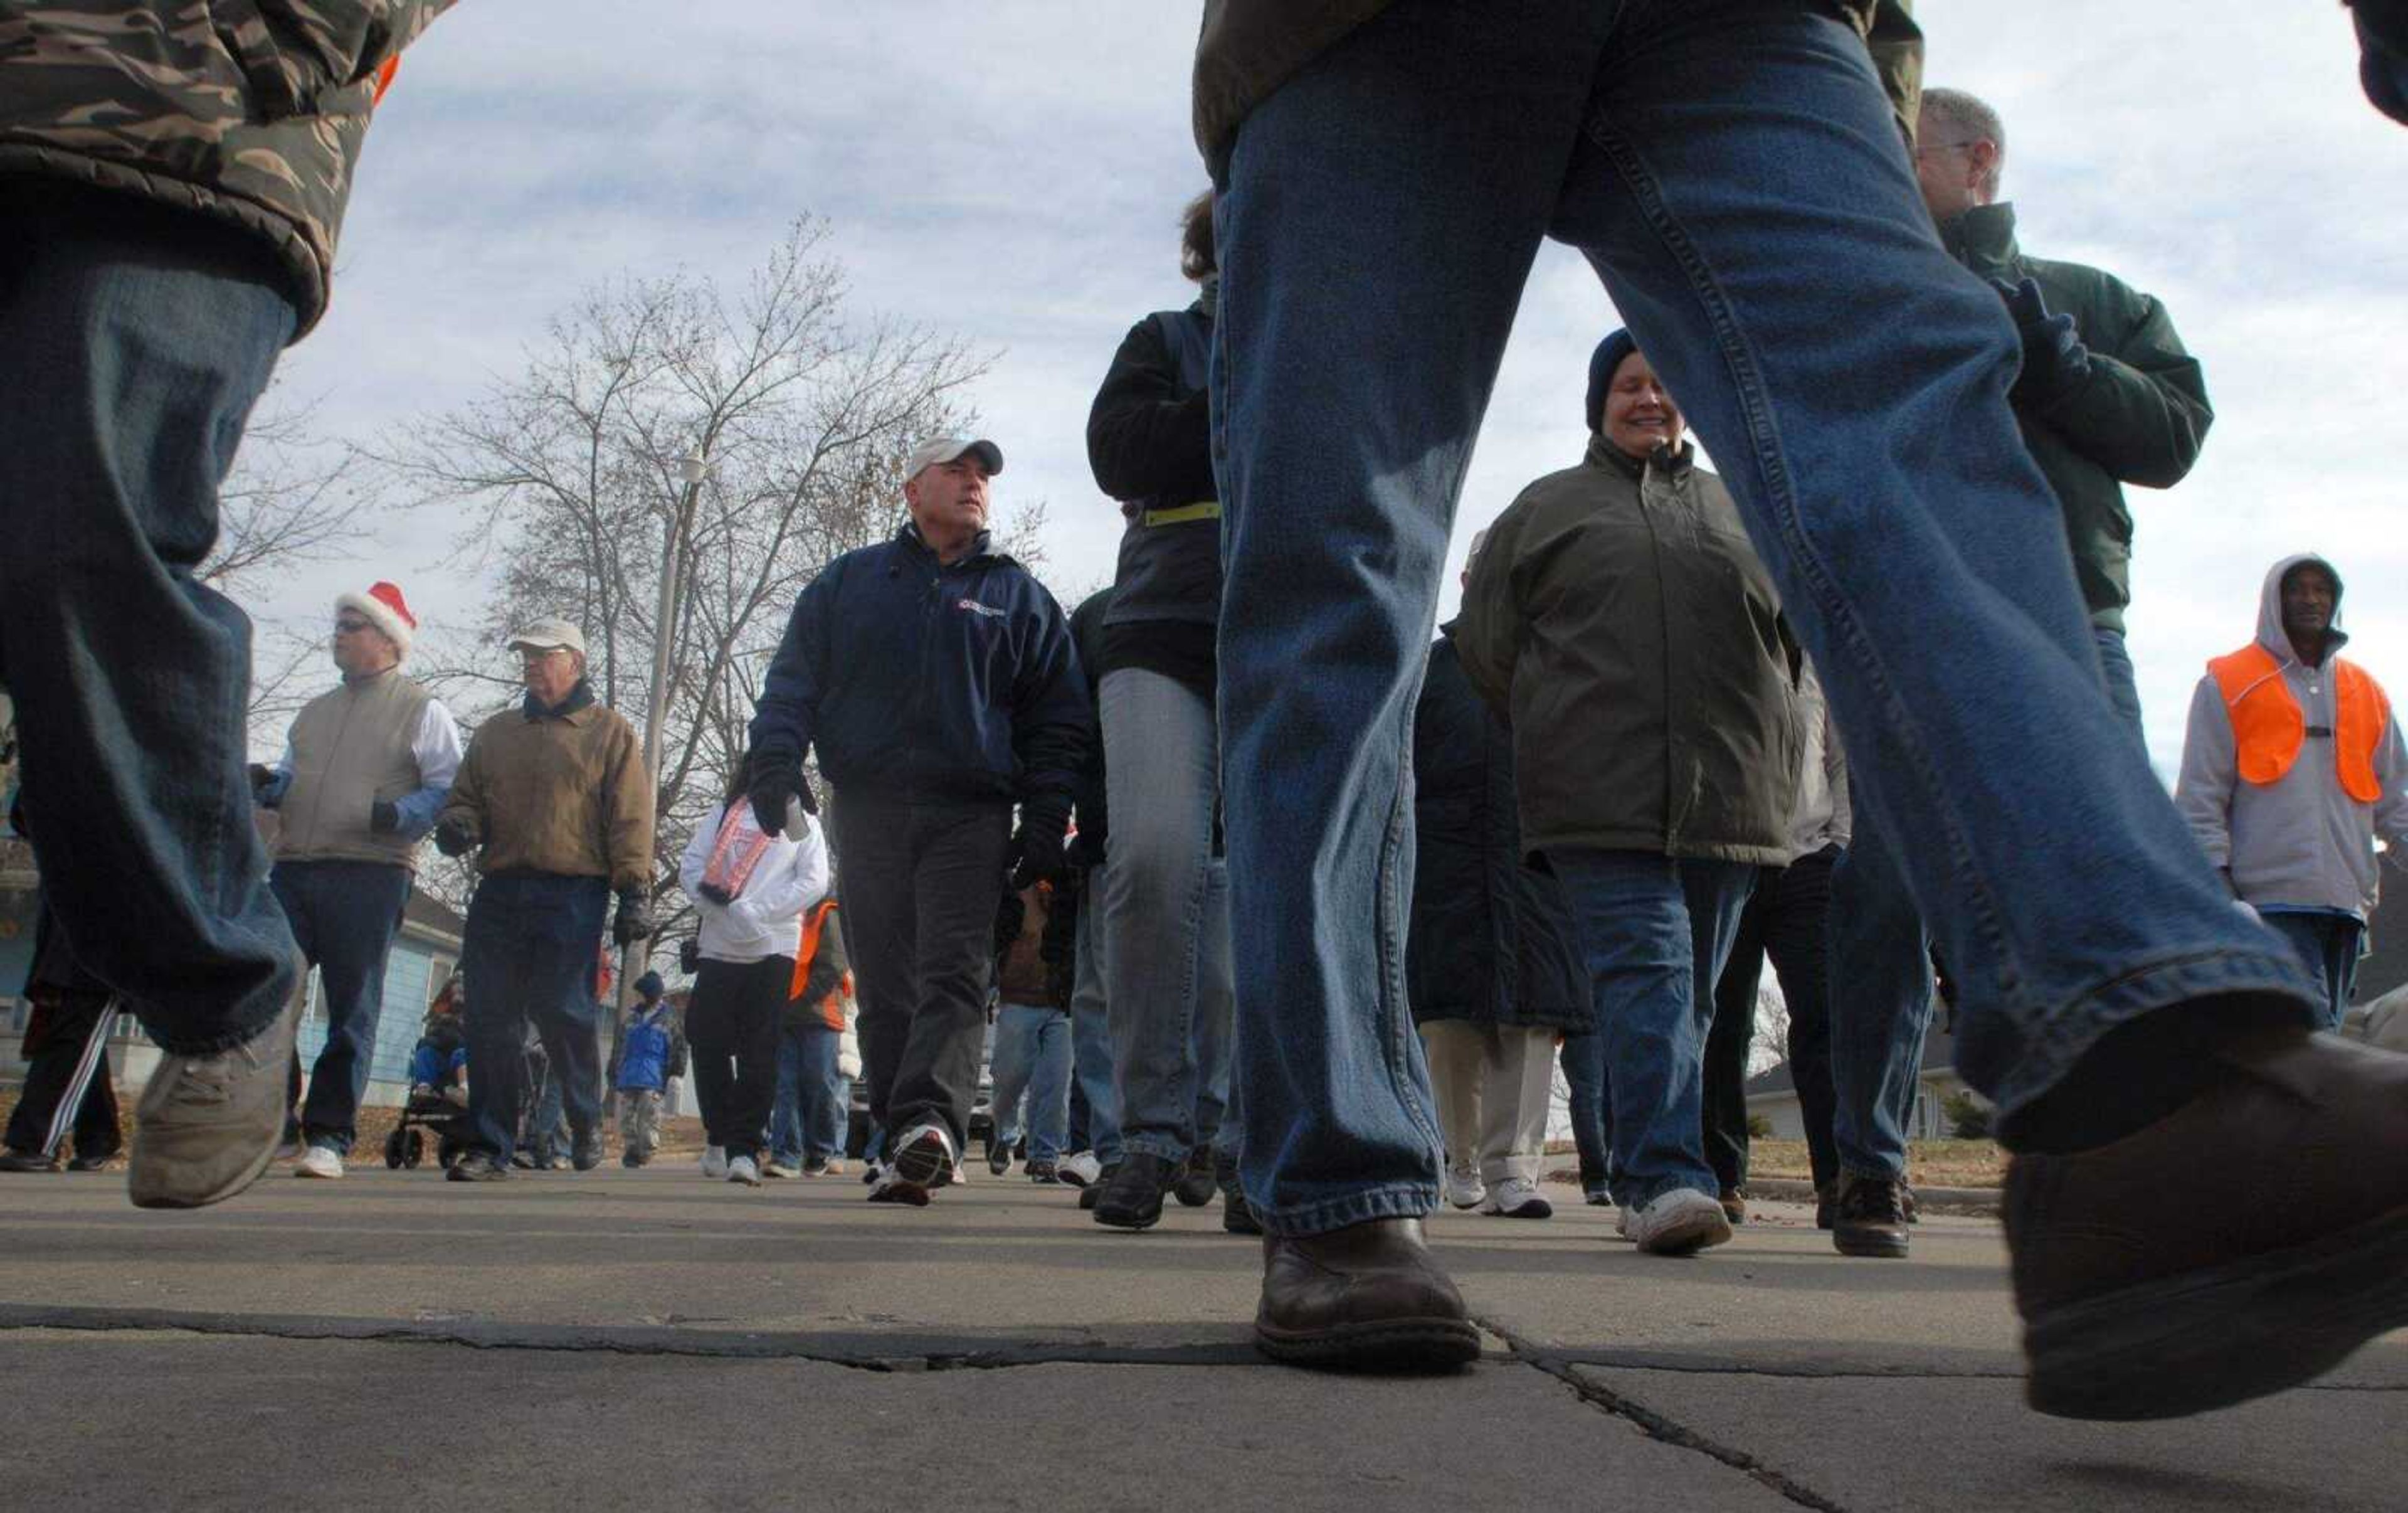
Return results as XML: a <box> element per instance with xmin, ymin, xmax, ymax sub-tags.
<box><xmin>1192</xmin><ymin>1</ymin><xmax>1921</xmax><ymax>178</ymax></box>
<box><xmin>0</xmin><ymin>1</ymin><xmax>455</xmax><ymax>339</ymax></box>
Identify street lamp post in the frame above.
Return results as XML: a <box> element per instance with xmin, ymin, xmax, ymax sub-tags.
<box><xmin>612</xmin><ymin>450</ymin><xmax>709</xmax><ymax>1118</ymax></box>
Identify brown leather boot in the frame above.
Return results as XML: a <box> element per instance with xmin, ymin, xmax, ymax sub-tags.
<box><xmin>1255</xmin><ymin>1217</ymin><xmax>1481</xmax><ymax>1370</ymax></box>
<box><xmin>2008</xmin><ymin>1027</ymin><xmax>2408</xmax><ymax>1420</ymax></box>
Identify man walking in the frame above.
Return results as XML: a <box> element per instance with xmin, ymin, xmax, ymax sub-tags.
<box><xmin>0</xmin><ymin>1</ymin><xmax>454</xmax><ymax>1208</ymax></box>
<box><xmin>1195</xmin><ymin>2</ymin><xmax>2377</xmax><ymax>1423</ymax></box>
<box><xmin>2178</xmin><ymin>556</ymin><xmax>2408</xmax><ymax>1029</ymax></box>
<box><xmin>435</xmin><ymin>620</ymin><xmax>655</xmax><ymax>1181</ymax></box>
<box><xmin>256</xmin><ymin>583</ymin><xmax>462</xmax><ymax>1179</ymax></box>
<box><xmin>746</xmin><ymin>437</ymin><xmax>1090</xmax><ymax>1206</ymax></box>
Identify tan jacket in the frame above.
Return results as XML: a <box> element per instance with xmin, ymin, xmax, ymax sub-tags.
<box><xmin>274</xmin><ymin>668</ymin><xmax>433</xmax><ymax>870</ymax></box>
<box><xmin>439</xmin><ymin>687</ymin><xmax>654</xmax><ymax>893</ymax></box>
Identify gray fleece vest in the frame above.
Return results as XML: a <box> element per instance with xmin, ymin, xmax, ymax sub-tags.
<box><xmin>275</xmin><ymin>669</ymin><xmax>431</xmax><ymax>871</ymax></box>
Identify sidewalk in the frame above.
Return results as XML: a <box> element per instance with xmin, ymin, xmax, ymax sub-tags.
<box><xmin>6</xmin><ymin>1165</ymin><xmax>2400</xmax><ymax>1509</ymax></box>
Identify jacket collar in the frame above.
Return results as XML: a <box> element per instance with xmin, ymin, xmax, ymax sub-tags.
<box><xmin>1941</xmin><ymin>201</ymin><xmax>2021</xmax><ymax>275</ymax></box>
<box><xmin>522</xmin><ymin>679</ymin><xmax>598</xmax><ymax>723</ymax></box>
<box><xmin>898</xmin><ymin>519</ymin><xmax>995</xmax><ymax>570</ymax></box>
<box><xmin>1585</xmin><ymin>431</ymin><xmax>1694</xmax><ymax>483</ymax></box>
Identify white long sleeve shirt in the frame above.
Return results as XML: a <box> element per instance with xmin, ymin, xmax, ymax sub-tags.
<box><xmin>678</xmin><ymin>801</ymin><xmax>831</xmax><ymax>963</ymax></box>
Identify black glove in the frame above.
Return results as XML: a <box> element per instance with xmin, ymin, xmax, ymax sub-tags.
<box><xmin>697</xmin><ymin>881</ymin><xmax>734</xmax><ymax>905</ymax></box>
<box><xmin>248</xmin><ymin>763</ymin><xmax>282</xmax><ymax>809</ymax></box>
<box><xmin>746</xmin><ymin>757</ymin><xmax>815</xmax><ymax>838</ymax></box>
<box><xmin>1991</xmin><ymin>277</ymin><xmax>2090</xmax><ymax>403</ymax></box>
<box><xmin>1009</xmin><ymin>804</ymin><xmax>1070</xmax><ymax>891</ymax></box>
<box><xmin>369</xmin><ymin>799</ymin><xmax>400</xmax><ymax>834</ymax></box>
<box><xmin>679</xmin><ymin>937</ymin><xmax>703</xmax><ymax>975</ymax></box>
<box><xmin>433</xmin><ymin>814</ymin><xmax>477</xmax><ymax>857</ymax></box>
<box><xmin>613</xmin><ymin>891</ymin><xmax>654</xmax><ymax>945</ymax></box>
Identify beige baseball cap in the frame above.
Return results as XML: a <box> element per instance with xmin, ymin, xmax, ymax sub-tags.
<box><xmin>904</xmin><ymin>435</ymin><xmax>1004</xmax><ymax>480</ymax></box>
<box><xmin>507</xmin><ymin>618</ymin><xmax>587</xmax><ymax>657</ymax></box>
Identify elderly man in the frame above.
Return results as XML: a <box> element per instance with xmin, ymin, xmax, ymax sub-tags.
<box><xmin>255</xmin><ymin>582</ymin><xmax>461</xmax><ymax>1179</ymax></box>
<box><xmin>2179</xmin><ymin>556</ymin><xmax>2408</xmax><ymax>1029</ymax></box>
<box><xmin>0</xmin><ymin>3</ymin><xmax>453</xmax><ymax>1208</ymax></box>
<box><xmin>1193</xmin><ymin>0</ymin><xmax>2367</xmax><ymax>1422</ymax></box>
<box><xmin>435</xmin><ymin>620</ymin><xmax>655</xmax><ymax>1181</ymax></box>
<box><xmin>747</xmin><ymin>437</ymin><xmax>1090</xmax><ymax>1206</ymax></box>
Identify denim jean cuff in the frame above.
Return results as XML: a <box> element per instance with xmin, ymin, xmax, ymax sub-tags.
<box><xmin>1837</xmin><ymin>1160</ymin><xmax>1906</xmax><ymax>1184</ymax></box>
<box><xmin>144</xmin><ymin>990</ymin><xmax>287</xmax><ymax>1057</ymax></box>
<box><xmin>302</xmin><ymin>1128</ymin><xmax>355</xmax><ymax>1157</ymax></box>
<box><xmin>1254</xmin><ymin>1179</ymin><xmax>1438</xmax><ymax>1238</ymax></box>
<box><xmin>1121</xmin><ymin>1132</ymin><xmax>1196</xmax><ymax>1164</ymax></box>
<box><xmin>1622</xmin><ymin>1176</ymin><xmax>1716</xmax><ymax>1209</ymax></box>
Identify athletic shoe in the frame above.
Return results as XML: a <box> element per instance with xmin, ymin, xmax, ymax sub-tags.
<box><xmin>700</xmin><ymin>1145</ymin><xmax>728</xmax><ymax>1179</ymax></box>
<box><xmin>1444</xmin><ymin>1167</ymin><xmax>1486</xmax><ymax>1211</ymax></box>
<box><xmin>1584</xmin><ymin>1187</ymin><xmax>1615</xmax><ymax>1208</ymax></box>
<box><xmin>1058</xmin><ymin>1151</ymin><xmax>1104</xmax><ymax>1188</ymax></box>
<box><xmin>1477</xmin><ymin>1176</ymin><xmax>1553</xmax><ymax>1219</ymax></box>
<box><xmin>888</xmin><ymin>1122</ymin><xmax>957</xmax><ymax>1202</ymax></box>
<box><xmin>761</xmin><ymin>1159</ymin><xmax>800</xmax><ymax>1179</ymax></box>
<box><xmin>446</xmin><ymin>1152</ymin><xmax>511</xmax><ymax>1182</ymax></box>
<box><xmin>1832</xmin><ymin>1172</ymin><xmax>1911</xmax><ymax>1258</ymax></box>
<box><xmin>860</xmin><ymin>1157</ymin><xmax>884</xmax><ymax>1186</ymax></box>
<box><xmin>66</xmin><ymin>1150</ymin><xmax>119</xmax><ymax>1172</ymax></box>
<box><xmin>802</xmin><ymin>1157</ymin><xmax>831</xmax><ymax>1177</ymax></box>
<box><xmin>865</xmin><ymin>1168</ymin><xmax>930</xmax><ymax>1206</ymax></box>
<box><xmin>0</xmin><ymin>1149</ymin><xmax>61</xmax><ymax>1173</ymax></box>
<box><xmin>571</xmin><ymin>1133</ymin><xmax>605</xmax><ymax>1172</ymax></box>
<box><xmin>1719</xmin><ymin>1189</ymin><xmax>1747</xmax><ymax>1225</ymax></box>
<box><xmin>727</xmin><ymin>1154</ymin><xmax>763</xmax><ymax>1187</ymax></box>
<box><xmin>1027</xmin><ymin>1159</ymin><xmax>1059</xmax><ymax>1183</ymax></box>
<box><xmin>129</xmin><ymin>994</ymin><xmax>300</xmax><ymax>1210</ymax></box>
<box><xmin>295</xmin><ymin>1144</ymin><xmax>344</xmax><ymax>1180</ymax></box>
<box><xmin>987</xmin><ymin>1140</ymin><xmax>1013</xmax><ymax>1177</ymax></box>
<box><xmin>1626</xmin><ymin>1187</ymin><xmax>1734</xmax><ymax>1257</ymax></box>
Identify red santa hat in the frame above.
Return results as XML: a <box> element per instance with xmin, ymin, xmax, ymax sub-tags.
<box><xmin>335</xmin><ymin>581</ymin><xmax>418</xmax><ymax>657</ymax></box>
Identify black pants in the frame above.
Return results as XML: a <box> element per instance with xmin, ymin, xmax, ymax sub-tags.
<box><xmin>6</xmin><ymin>907</ymin><xmax>120</xmax><ymax>1160</ymax></box>
<box><xmin>685</xmin><ymin>955</ymin><xmax>791</xmax><ymax>1160</ymax></box>
<box><xmin>828</xmin><ymin>792</ymin><xmax>1013</xmax><ymax>1152</ymax></box>
<box><xmin>1701</xmin><ymin>847</ymin><xmax>1839</xmax><ymax>1194</ymax></box>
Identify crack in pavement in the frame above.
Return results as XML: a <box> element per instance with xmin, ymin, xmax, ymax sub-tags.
<box><xmin>0</xmin><ymin>1303</ymin><xmax>1270</xmax><ymax>1372</ymax></box>
<box><xmin>1476</xmin><ymin>1312</ymin><xmax>1851</xmax><ymax>1512</ymax></box>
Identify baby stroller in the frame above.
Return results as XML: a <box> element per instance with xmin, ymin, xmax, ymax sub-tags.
<box><xmin>387</xmin><ymin>979</ymin><xmax>476</xmax><ymax>1170</ymax></box>
<box><xmin>385</xmin><ymin>1083</ymin><xmax>473</xmax><ymax>1171</ymax></box>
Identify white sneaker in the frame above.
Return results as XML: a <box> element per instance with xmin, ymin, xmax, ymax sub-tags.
<box><xmin>1585</xmin><ymin>1187</ymin><xmax>1616</xmax><ymax>1208</ymax></box>
<box><xmin>890</xmin><ymin>1121</ymin><xmax>957</xmax><ymax>1195</ymax></box>
<box><xmin>294</xmin><ymin>1145</ymin><xmax>344</xmax><ymax>1180</ymax></box>
<box><xmin>1625</xmin><ymin>1187</ymin><xmax>1733</xmax><ymax>1256</ymax></box>
<box><xmin>1615</xmin><ymin>1205</ymin><xmax>1636</xmax><ymax>1241</ymax></box>
<box><xmin>1444</xmin><ymin>1167</ymin><xmax>1487</xmax><ymax>1210</ymax></box>
<box><xmin>1059</xmin><ymin>1150</ymin><xmax>1104</xmax><ymax>1188</ymax></box>
<box><xmin>727</xmin><ymin>1154</ymin><xmax>762</xmax><ymax>1187</ymax></box>
<box><xmin>1478</xmin><ymin>1175</ymin><xmax>1553</xmax><ymax>1219</ymax></box>
<box><xmin>761</xmin><ymin>1159</ymin><xmax>800</xmax><ymax>1179</ymax></box>
<box><xmin>700</xmin><ymin>1145</ymin><xmax>728</xmax><ymax>1179</ymax></box>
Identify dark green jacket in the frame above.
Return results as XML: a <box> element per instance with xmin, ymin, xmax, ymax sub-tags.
<box><xmin>0</xmin><ymin>1</ymin><xmax>454</xmax><ymax>339</ymax></box>
<box><xmin>1193</xmin><ymin>0</ymin><xmax>1922</xmax><ymax>176</ymax></box>
<box><xmin>1456</xmin><ymin>437</ymin><xmax>1800</xmax><ymax>867</ymax></box>
<box><xmin>1941</xmin><ymin>202</ymin><xmax>2212</xmax><ymax>633</ymax></box>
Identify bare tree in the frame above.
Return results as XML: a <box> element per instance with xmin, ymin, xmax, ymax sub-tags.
<box><xmin>384</xmin><ymin>216</ymin><xmax>1001</xmax><ymax>939</ymax></box>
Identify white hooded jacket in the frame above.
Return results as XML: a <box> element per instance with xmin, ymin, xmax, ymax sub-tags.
<box><xmin>2175</xmin><ymin>554</ymin><xmax>2408</xmax><ymax>918</ymax></box>
<box><xmin>678</xmin><ymin>801</ymin><xmax>831</xmax><ymax>963</ymax></box>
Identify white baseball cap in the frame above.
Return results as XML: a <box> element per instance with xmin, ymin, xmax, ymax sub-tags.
<box><xmin>904</xmin><ymin>435</ymin><xmax>1003</xmax><ymax>480</ymax></box>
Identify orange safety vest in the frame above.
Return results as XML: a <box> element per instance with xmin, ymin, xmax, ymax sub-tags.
<box><xmin>2208</xmin><ymin>643</ymin><xmax>2389</xmax><ymax>804</ymax></box>
<box><xmin>788</xmin><ymin>898</ymin><xmax>846</xmax><ymax>1031</ymax></box>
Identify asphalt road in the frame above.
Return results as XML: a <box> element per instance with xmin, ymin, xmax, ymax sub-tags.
<box><xmin>5</xmin><ymin>1162</ymin><xmax>2402</xmax><ymax>1509</ymax></box>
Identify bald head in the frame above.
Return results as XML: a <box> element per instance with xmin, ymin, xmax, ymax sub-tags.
<box><xmin>1914</xmin><ymin>87</ymin><xmax>2007</xmax><ymax>223</ymax></box>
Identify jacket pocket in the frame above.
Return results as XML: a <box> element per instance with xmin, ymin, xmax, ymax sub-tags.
<box><xmin>208</xmin><ymin>0</ymin><xmax>376</xmax><ymax>120</ymax></box>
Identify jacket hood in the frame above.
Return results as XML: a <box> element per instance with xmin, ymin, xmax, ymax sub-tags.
<box><xmin>2256</xmin><ymin>553</ymin><xmax>2348</xmax><ymax>664</ymax></box>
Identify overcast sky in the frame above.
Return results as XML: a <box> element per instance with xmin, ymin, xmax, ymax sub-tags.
<box><xmin>268</xmin><ymin>1</ymin><xmax>2405</xmax><ymax>775</ymax></box>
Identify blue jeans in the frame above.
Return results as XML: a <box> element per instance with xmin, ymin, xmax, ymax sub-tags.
<box><xmin>1559</xmin><ymin>1033</ymin><xmax>1612</xmax><ymax>1199</ymax></box>
<box><xmin>1551</xmin><ymin>851</ymin><xmax>1755</xmax><ymax>1208</ymax></box>
<box><xmin>458</xmin><ymin>874</ymin><xmax>608</xmax><ymax>1164</ymax></box>
<box><xmin>272</xmin><ymin>859</ymin><xmax>413</xmax><ymax>1154</ymax></box>
<box><xmin>0</xmin><ymin>186</ymin><xmax>299</xmax><ymax>1056</ymax></box>
<box><xmin>771</xmin><ymin>1023</ymin><xmax>849</xmax><ymax>1164</ymax></box>
<box><xmin>1212</xmin><ymin>0</ymin><xmax>2313</xmax><ymax>1231</ymax></box>
<box><xmin>1828</xmin><ymin>817</ymin><xmax>1936</xmax><ymax>1181</ymax></box>
<box><xmin>2263</xmin><ymin>911</ymin><xmax>2362</xmax><ymax>1032</ymax></box>
<box><xmin>988</xmin><ymin>1002</ymin><xmax>1073</xmax><ymax>1164</ymax></box>
<box><xmin>1070</xmin><ymin>883</ymin><xmax>1124</xmax><ymax>1164</ymax></box>
<box><xmin>1098</xmin><ymin>669</ymin><xmax>1235</xmax><ymax>1163</ymax></box>
<box><xmin>2093</xmin><ymin>627</ymin><xmax>2146</xmax><ymax>750</ymax></box>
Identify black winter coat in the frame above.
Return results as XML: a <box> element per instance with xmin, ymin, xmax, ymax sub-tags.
<box><xmin>1405</xmin><ymin>630</ymin><xmax>1590</xmax><ymax>1032</ymax></box>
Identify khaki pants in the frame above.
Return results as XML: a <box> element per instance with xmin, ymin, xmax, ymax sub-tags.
<box><xmin>617</xmin><ymin>1088</ymin><xmax>662</xmax><ymax>1155</ymax></box>
<box><xmin>1419</xmin><ymin>1021</ymin><xmax>1555</xmax><ymax>1185</ymax></box>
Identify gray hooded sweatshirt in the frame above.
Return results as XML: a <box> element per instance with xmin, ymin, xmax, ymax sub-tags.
<box><xmin>2175</xmin><ymin>554</ymin><xmax>2408</xmax><ymax>918</ymax></box>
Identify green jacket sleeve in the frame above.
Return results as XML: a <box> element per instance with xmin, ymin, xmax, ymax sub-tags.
<box><xmin>2029</xmin><ymin>286</ymin><xmax>2212</xmax><ymax>491</ymax></box>
<box><xmin>1454</xmin><ymin>502</ymin><xmax>1530</xmax><ymax>719</ymax></box>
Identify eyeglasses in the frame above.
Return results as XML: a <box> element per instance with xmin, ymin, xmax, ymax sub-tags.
<box><xmin>1913</xmin><ymin>139</ymin><xmax>1982</xmax><ymax>159</ymax></box>
<box><xmin>334</xmin><ymin>618</ymin><xmax>374</xmax><ymax>634</ymax></box>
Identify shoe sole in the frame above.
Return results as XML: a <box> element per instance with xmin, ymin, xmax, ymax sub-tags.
<box><xmin>1833</xmin><ymin>1225</ymin><xmax>1909</xmax><ymax>1259</ymax></box>
<box><xmin>867</xmin><ymin>1182</ymin><xmax>930</xmax><ymax>1206</ymax></box>
<box><xmin>1094</xmin><ymin>1197</ymin><xmax>1166</xmax><ymax>1231</ymax></box>
<box><xmin>1635</xmin><ymin>1209</ymin><xmax>1734</xmax><ymax>1257</ymax></box>
<box><xmin>2024</xmin><ymin>1198</ymin><xmax>2408</xmax><ymax>1421</ymax></box>
<box><xmin>1481</xmin><ymin>1203</ymin><xmax>1553</xmax><ymax>1220</ymax></box>
<box><xmin>1254</xmin><ymin>1317</ymin><xmax>1482</xmax><ymax>1372</ymax></box>
<box><xmin>893</xmin><ymin>1132</ymin><xmax>955</xmax><ymax>1191</ymax></box>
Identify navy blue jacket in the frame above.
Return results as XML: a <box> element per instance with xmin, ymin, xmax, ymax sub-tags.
<box><xmin>750</xmin><ymin>524</ymin><xmax>1092</xmax><ymax>812</ymax></box>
